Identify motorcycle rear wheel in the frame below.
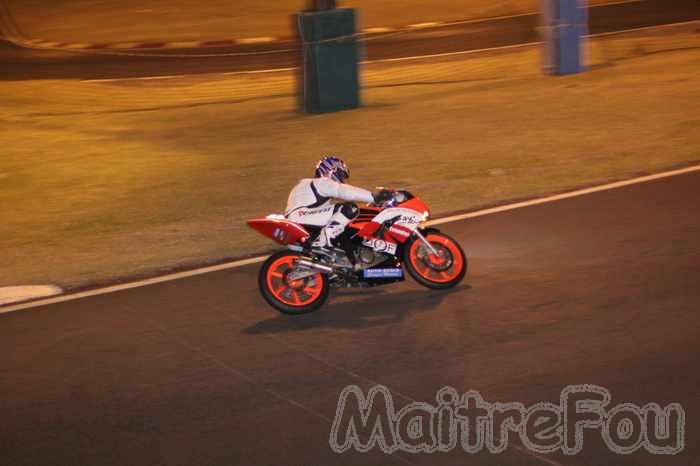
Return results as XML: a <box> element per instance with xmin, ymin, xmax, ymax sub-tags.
<box><xmin>404</xmin><ymin>231</ymin><xmax>467</xmax><ymax>289</ymax></box>
<box><xmin>258</xmin><ymin>251</ymin><xmax>329</xmax><ymax>314</ymax></box>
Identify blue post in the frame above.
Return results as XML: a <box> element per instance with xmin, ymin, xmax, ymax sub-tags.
<box><xmin>542</xmin><ymin>0</ymin><xmax>588</xmax><ymax>75</ymax></box>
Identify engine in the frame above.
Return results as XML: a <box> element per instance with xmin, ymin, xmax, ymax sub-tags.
<box><xmin>355</xmin><ymin>246</ymin><xmax>387</xmax><ymax>269</ymax></box>
<box><xmin>314</xmin><ymin>245</ymin><xmax>390</xmax><ymax>271</ymax></box>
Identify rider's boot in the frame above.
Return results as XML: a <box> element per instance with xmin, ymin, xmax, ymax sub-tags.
<box><xmin>311</xmin><ymin>220</ymin><xmax>346</xmax><ymax>248</ymax></box>
<box><xmin>311</xmin><ymin>205</ymin><xmax>355</xmax><ymax>249</ymax></box>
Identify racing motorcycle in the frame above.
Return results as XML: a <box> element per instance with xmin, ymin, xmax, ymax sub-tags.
<box><xmin>247</xmin><ymin>190</ymin><xmax>467</xmax><ymax>314</ymax></box>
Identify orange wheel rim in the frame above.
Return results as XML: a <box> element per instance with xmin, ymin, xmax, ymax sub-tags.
<box><xmin>409</xmin><ymin>235</ymin><xmax>463</xmax><ymax>283</ymax></box>
<box><xmin>266</xmin><ymin>256</ymin><xmax>323</xmax><ymax>307</ymax></box>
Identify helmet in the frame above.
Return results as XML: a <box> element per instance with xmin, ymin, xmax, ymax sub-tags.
<box><xmin>314</xmin><ymin>156</ymin><xmax>350</xmax><ymax>183</ymax></box>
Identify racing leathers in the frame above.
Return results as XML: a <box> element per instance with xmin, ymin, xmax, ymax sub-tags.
<box><xmin>285</xmin><ymin>177</ymin><xmax>374</xmax><ymax>248</ymax></box>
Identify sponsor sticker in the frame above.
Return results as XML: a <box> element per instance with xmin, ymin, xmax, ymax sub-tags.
<box><xmin>297</xmin><ymin>206</ymin><xmax>333</xmax><ymax>216</ymax></box>
<box><xmin>363</xmin><ymin>268</ymin><xmax>403</xmax><ymax>279</ymax></box>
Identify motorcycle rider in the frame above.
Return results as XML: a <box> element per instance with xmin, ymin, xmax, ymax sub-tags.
<box><xmin>285</xmin><ymin>156</ymin><xmax>393</xmax><ymax>248</ymax></box>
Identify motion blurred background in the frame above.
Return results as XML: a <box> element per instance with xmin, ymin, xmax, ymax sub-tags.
<box><xmin>1</xmin><ymin>0</ymin><xmax>698</xmax><ymax>289</ymax></box>
<box><xmin>4</xmin><ymin>0</ymin><xmax>618</xmax><ymax>43</ymax></box>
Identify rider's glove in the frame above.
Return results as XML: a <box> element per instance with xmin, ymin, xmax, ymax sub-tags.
<box><xmin>373</xmin><ymin>190</ymin><xmax>394</xmax><ymax>204</ymax></box>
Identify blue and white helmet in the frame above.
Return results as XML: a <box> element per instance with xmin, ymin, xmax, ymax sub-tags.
<box><xmin>314</xmin><ymin>156</ymin><xmax>350</xmax><ymax>183</ymax></box>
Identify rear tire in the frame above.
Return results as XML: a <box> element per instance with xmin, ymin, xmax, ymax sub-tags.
<box><xmin>403</xmin><ymin>231</ymin><xmax>467</xmax><ymax>290</ymax></box>
<box><xmin>258</xmin><ymin>251</ymin><xmax>329</xmax><ymax>314</ymax></box>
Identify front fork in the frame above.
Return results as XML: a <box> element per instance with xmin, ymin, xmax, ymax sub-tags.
<box><xmin>414</xmin><ymin>229</ymin><xmax>440</xmax><ymax>256</ymax></box>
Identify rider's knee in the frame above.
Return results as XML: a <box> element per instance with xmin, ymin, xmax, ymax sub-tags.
<box><xmin>335</xmin><ymin>202</ymin><xmax>359</xmax><ymax>220</ymax></box>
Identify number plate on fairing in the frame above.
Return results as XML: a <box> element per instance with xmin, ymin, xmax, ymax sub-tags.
<box><xmin>363</xmin><ymin>268</ymin><xmax>404</xmax><ymax>279</ymax></box>
<box><xmin>362</xmin><ymin>239</ymin><xmax>397</xmax><ymax>255</ymax></box>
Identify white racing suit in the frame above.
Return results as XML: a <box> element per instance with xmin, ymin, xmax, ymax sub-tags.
<box><xmin>285</xmin><ymin>177</ymin><xmax>374</xmax><ymax>247</ymax></box>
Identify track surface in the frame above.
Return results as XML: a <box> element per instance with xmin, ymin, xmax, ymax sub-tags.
<box><xmin>1</xmin><ymin>0</ymin><xmax>698</xmax><ymax>80</ymax></box>
<box><xmin>2</xmin><ymin>1</ymin><xmax>699</xmax><ymax>464</ymax></box>
<box><xmin>1</xmin><ymin>171</ymin><xmax>698</xmax><ymax>465</ymax></box>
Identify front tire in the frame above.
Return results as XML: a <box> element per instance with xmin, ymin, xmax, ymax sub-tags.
<box><xmin>258</xmin><ymin>251</ymin><xmax>329</xmax><ymax>314</ymax></box>
<box><xmin>404</xmin><ymin>231</ymin><xmax>467</xmax><ymax>289</ymax></box>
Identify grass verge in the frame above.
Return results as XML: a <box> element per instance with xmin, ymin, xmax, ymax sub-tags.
<box><xmin>1</xmin><ymin>26</ymin><xmax>699</xmax><ymax>288</ymax></box>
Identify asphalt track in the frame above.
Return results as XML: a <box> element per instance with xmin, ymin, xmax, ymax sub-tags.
<box><xmin>1</xmin><ymin>170</ymin><xmax>699</xmax><ymax>465</ymax></box>
<box><xmin>1</xmin><ymin>0</ymin><xmax>698</xmax><ymax>80</ymax></box>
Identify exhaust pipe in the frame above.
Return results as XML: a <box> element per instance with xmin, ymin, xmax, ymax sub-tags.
<box><xmin>294</xmin><ymin>259</ymin><xmax>335</xmax><ymax>274</ymax></box>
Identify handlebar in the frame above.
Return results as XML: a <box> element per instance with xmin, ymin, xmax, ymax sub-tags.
<box><xmin>369</xmin><ymin>189</ymin><xmax>413</xmax><ymax>208</ymax></box>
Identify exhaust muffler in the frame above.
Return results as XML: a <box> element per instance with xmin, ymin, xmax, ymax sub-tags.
<box><xmin>294</xmin><ymin>259</ymin><xmax>334</xmax><ymax>274</ymax></box>
<box><xmin>286</xmin><ymin>259</ymin><xmax>336</xmax><ymax>281</ymax></box>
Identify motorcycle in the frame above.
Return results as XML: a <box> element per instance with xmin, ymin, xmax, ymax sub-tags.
<box><xmin>247</xmin><ymin>190</ymin><xmax>467</xmax><ymax>314</ymax></box>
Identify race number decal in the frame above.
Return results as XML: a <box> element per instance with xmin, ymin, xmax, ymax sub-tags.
<box><xmin>363</xmin><ymin>239</ymin><xmax>397</xmax><ymax>255</ymax></box>
<box><xmin>273</xmin><ymin>228</ymin><xmax>287</xmax><ymax>241</ymax></box>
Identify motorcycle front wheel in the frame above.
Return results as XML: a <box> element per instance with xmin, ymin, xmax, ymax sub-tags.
<box><xmin>258</xmin><ymin>251</ymin><xmax>329</xmax><ymax>314</ymax></box>
<box><xmin>404</xmin><ymin>231</ymin><xmax>467</xmax><ymax>289</ymax></box>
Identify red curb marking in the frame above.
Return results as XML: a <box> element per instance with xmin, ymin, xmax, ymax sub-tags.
<box><xmin>201</xmin><ymin>39</ymin><xmax>236</xmax><ymax>47</ymax></box>
<box><xmin>134</xmin><ymin>42</ymin><xmax>166</xmax><ymax>48</ymax></box>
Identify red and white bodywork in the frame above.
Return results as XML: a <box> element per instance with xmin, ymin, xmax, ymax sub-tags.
<box><xmin>247</xmin><ymin>195</ymin><xmax>429</xmax><ymax>248</ymax></box>
<box><xmin>247</xmin><ymin>190</ymin><xmax>466</xmax><ymax>314</ymax></box>
<box><xmin>247</xmin><ymin>215</ymin><xmax>310</xmax><ymax>246</ymax></box>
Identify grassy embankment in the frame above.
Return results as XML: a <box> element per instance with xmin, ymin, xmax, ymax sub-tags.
<box><xmin>1</xmin><ymin>27</ymin><xmax>698</xmax><ymax>288</ymax></box>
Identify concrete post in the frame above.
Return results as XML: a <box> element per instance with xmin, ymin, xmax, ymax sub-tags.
<box><xmin>296</xmin><ymin>8</ymin><xmax>360</xmax><ymax>113</ymax></box>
